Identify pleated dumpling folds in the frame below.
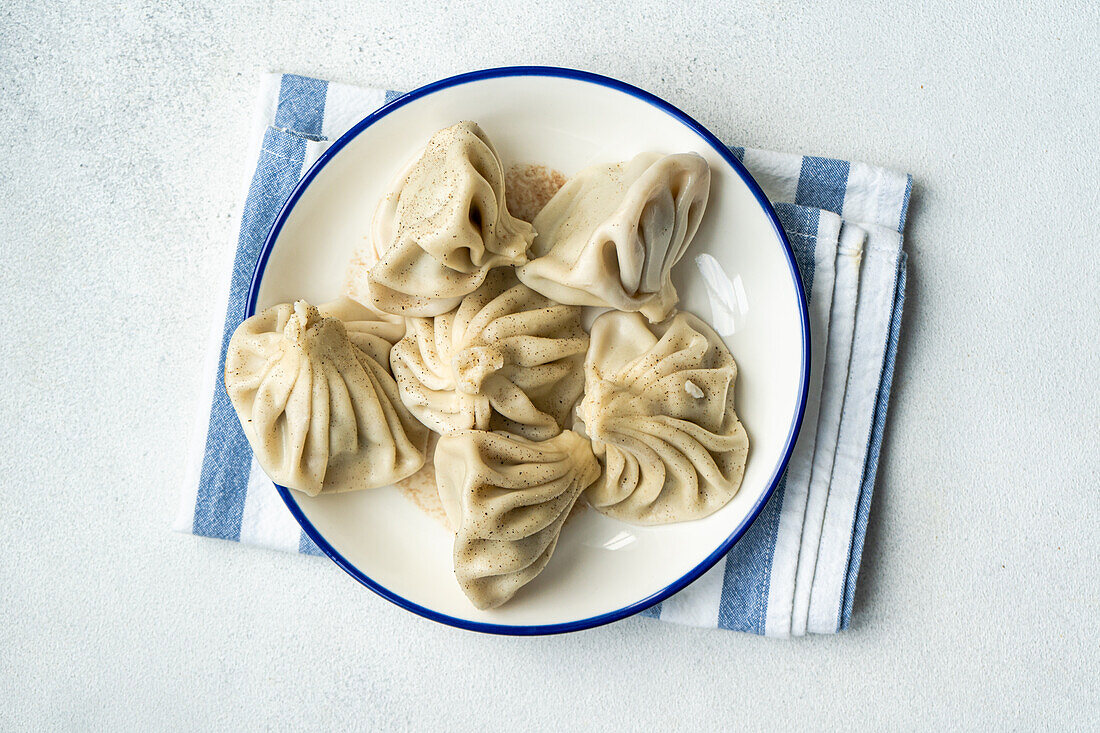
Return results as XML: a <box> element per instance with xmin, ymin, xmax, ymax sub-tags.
<box><xmin>390</xmin><ymin>270</ymin><xmax>588</xmax><ymax>441</ymax></box>
<box><xmin>577</xmin><ymin>311</ymin><xmax>748</xmax><ymax>524</ymax></box>
<box><xmin>517</xmin><ymin>152</ymin><xmax>710</xmax><ymax>322</ymax></box>
<box><xmin>224</xmin><ymin>297</ymin><xmax>429</xmax><ymax>497</ymax></box>
<box><xmin>434</xmin><ymin>429</ymin><xmax>600</xmax><ymax>610</ymax></box>
<box><xmin>364</xmin><ymin>121</ymin><xmax>535</xmax><ymax>317</ymax></box>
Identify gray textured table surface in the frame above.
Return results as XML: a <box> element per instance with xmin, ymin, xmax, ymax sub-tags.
<box><xmin>3</xmin><ymin>1</ymin><xmax>1098</xmax><ymax>729</ymax></box>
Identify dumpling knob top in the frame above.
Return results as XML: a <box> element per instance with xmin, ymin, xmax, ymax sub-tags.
<box><xmin>390</xmin><ymin>269</ymin><xmax>589</xmax><ymax>441</ymax></box>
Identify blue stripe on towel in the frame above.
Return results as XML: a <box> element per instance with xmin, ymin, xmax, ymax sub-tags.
<box><xmin>193</xmin><ymin>128</ymin><xmax>310</xmax><ymax>540</ymax></box>
<box><xmin>384</xmin><ymin>89</ymin><xmax>403</xmax><ymax>105</ymax></box>
<box><xmin>718</xmin><ymin>204</ymin><xmax>820</xmax><ymax>633</ymax></box>
<box><xmin>898</xmin><ymin>175</ymin><xmax>914</xmax><ymax>233</ymax></box>
<box><xmin>299</xmin><ymin>530</ymin><xmax>324</xmax><ymax>556</ymax></box>
<box><xmin>774</xmin><ymin>204</ymin><xmax>820</xmax><ymax>296</ymax></box>
<box><xmin>840</xmin><ymin>252</ymin><xmax>907</xmax><ymax>629</ymax></box>
<box><xmin>274</xmin><ymin>74</ymin><xmax>329</xmax><ymax>139</ymax></box>
<box><xmin>795</xmin><ymin>156</ymin><xmax>849</xmax><ymax>215</ymax></box>
<box><xmin>718</xmin><ymin>476</ymin><xmax>784</xmax><ymax>632</ymax></box>
<box><xmin>194</xmin><ymin>77</ymin><xmax>330</xmax><ymax>541</ymax></box>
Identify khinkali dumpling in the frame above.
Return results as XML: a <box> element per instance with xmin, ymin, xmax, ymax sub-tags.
<box><xmin>435</xmin><ymin>429</ymin><xmax>600</xmax><ymax>609</ymax></box>
<box><xmin>517</xmin><ymin>152</ymin><xmax>710</xmax><ymax>322</ymax></box>
<box><xmin>363</xmin><ymin>121</ymin><xmax>535</xmax><ymax>317</ymax></box>
<box><xmin>577</xmin><ymin>310</ymin><xmax>748</xmax><ymax>524</ymax></box>
<box><xmin>390</xmin><ymin>269</ymin><xmax>588</xmax><ymax>441</ymax></box>
<box><xmin>224</xmin><ymin>297</ymin><xmax>429</xmax><ymax>496</ymax></box>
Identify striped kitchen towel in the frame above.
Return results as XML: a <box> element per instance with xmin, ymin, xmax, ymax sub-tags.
<box><xmin>175</xmin><ymin>73</ymin><xmax>912</xmax><ymax>637</ymax></box>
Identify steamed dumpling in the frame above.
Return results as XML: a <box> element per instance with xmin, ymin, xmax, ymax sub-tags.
<box><xmin>577</xmin><ymin>310</ymin><xmax>748</xmax><ymax>524</ymax></box>
<box><xmin>363</xmin><ymin>121</ymin><xmax>535</xmax><ymax>317</ymax></box>
<box><xmin>435</xmin><ymin>429</ymin><xmax>600</xmax><ymax>609</ymax></box>
<box><xmin>517</xmin><ymin>152</ymin><xmax>710</xmax><ymax>322</ymax></box>
<box><xmin>224</xmin><ymin>297</ymin><xmax>429</xmax><ymax>496</ymax></box>
<box><xmin>390</xmin><ymin>269</ymin><xmax>588</xmax><ymax>441</ymax></box>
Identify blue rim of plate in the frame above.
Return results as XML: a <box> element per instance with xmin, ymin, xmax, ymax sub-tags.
<box><xmin>246</xmin><ymin>65</ymin><xmax>810</xmax><ymax>636</ymax></box>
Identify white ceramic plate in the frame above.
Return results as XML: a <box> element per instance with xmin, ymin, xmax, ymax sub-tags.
<box><xmin>249</xmin><ymin>67</ymin><xmax>809</xmax><ymax>634</ymax></box>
